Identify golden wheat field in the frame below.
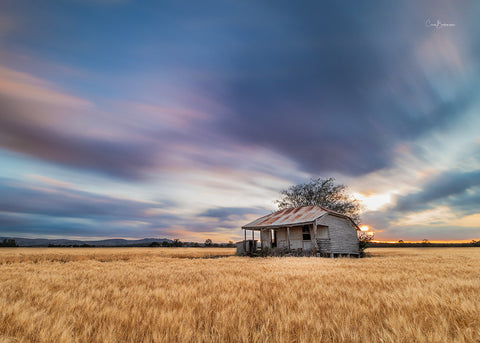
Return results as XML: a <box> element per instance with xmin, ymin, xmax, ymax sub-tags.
<box><xmin>0</xmin><ymin>247</ymin><xmax>479</xmax><ymax>343</ymax></box>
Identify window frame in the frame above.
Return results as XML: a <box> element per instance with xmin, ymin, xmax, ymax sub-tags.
<box><xmin>302</xmin><ymin>225</ymin><xmax>311</xmax><ymax>241</ymax></box>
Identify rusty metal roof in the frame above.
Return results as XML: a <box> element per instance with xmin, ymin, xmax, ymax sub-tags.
<box><xmin>242</xmin><ymin>205</ymin><xmax>334</xmax><ymax>229</ymax></box>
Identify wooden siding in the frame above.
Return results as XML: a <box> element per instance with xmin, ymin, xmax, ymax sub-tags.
<box><xmin>289</xmin><ymin>226</ymin><xmax>303</xmax><ymax>250</ymax></box>
<box><xmin>276</xmin><ymin>228</ymin><xmax>287</xmax><ymax>248</ymax></box>
<box><xmin>275</xmin><ymin>226</ymin><xmax>310</xmax><ymax>250</ymax></box>
<box><xmin>261</xmin><ymin>229</ymin><xmax>272</xmax><ymax>249</ymax></box>
<box><xmin>316</xmin><ymin>214</ymin><xmax>359</xmax><ymax>254</ymax></box>
<box><xmin>245</xmin><ymin>211</ymin><xmax>359</xmax><ymax>256</ymax></box>
<box><xmin>316</xmin><ymin>225</ymin><xmax>329</xmax><ymax>239</ymax></box>
<box><xmin>317</xmin><ymin>239</ymin><xmax>332</xmax><ymax>254</ymax></box>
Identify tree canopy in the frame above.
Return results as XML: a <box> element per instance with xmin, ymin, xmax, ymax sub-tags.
<box><xmin>275</xmin><ymin>177</ymin><xmax>361</xmax><ymax>224</ymax></box>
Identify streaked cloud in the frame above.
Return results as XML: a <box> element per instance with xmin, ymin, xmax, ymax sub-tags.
<box><xmin>0</xmin><ymin>176</ymin><xmax>271</xmax><ymax>241</ymax></box>
<box><xmin>0</xmin><ymin>0</ymin><xmax>479</xmax><ymax>241</ymax></box>
<box><xmin>0</xmin><ymin>67</ymin><xmax>91</xmax><ymax>107</ymax></box>
<box><xmin>394</xmin><ymin>170</ymin><xmax>480</xmax><ymax>213</ymax></box>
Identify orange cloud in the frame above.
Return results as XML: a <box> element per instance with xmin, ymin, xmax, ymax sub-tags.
<box><xmin>452</xmin><ymin>213</ymin><xmax>480</xmax><ymax>227</ymax></box>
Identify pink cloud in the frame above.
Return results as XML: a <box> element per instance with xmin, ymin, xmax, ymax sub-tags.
<box><xmin>0</xmin><ymin>67</ymin><xmax>91</xmax><ymax>108</ymax></box>
<box><xmin>120</xmin><ymin>101</ymin><xmax>211</xmax><ymax>131</ymax></box>
<box><xmin>26</xmin><ymin>174</ymin><xmax>75</xmax><ymax>189</ymax></box>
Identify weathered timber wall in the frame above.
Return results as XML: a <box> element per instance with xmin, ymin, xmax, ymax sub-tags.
<box><xmin>275</xmin><ymin>226</ymin><xmax>306</xmax><ymax>250</ymax></box>
<box><xmin>316</xmin><ymin>225</ymin><xmax>329</xmax><ymax>239</ymax></box>
<box><xmin>316</xmin><ymin>214</ymin><xmax>359</xmax><ymax>255</ymax></box>
<box><xmin>261</xmin><ymin>229</ymin><xmax>272</xmax><ymax>249</ymax></box>
<box><xmin>290</xmin><ymin>226</ymin><xmax>303</xmax><ymax>250</ymax></box>
<box><xmin>317</xmin><ymin>239</ymin><xmax>332</xmax><ymax>254</ymax></box>
<box><xmin>277</xmin><ymin>228</ymin><xmax>287</xmax><ymax>249</ymax></box>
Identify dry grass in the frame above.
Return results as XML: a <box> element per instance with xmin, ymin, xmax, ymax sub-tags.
<box><xmin>1</xmin><ymin>247</ymin><xmax>479</xmax><ymax>343</ymax></box>
<box><xmin>0</xmin><ymin>247</ymin><xmax>235</xmax><ymax>264</ymax></box>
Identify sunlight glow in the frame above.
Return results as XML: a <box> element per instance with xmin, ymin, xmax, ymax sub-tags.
<box><xmin>353</xmin><ymin>192</ymin><xmax>392</xmax><ymax>211</ymax></box>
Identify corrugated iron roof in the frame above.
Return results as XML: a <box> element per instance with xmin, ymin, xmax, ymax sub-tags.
<box><xmin>242</xmin><ymin>205</ymin><xmax>332</xmax><ymax>229</ymax></box>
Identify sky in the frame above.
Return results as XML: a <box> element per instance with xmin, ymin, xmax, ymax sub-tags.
<box><xmin>0</xmin><ymin>0</ymin><xmax>479</xmax><ymax>242</ymax></box>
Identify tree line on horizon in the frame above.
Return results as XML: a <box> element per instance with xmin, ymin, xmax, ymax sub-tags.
<box><xmin>0</xmin><ymin>239</ymin><xmax>18</xmax><ymax>247</ymax></box>
<box><xmin>148</xmin><ymin>239</ymin><xmax>235</xmax><ymax>248</ymax></box>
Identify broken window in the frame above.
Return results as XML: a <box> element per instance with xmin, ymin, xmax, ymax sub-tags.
<box><xmin>302</xmin><ymin>225</ymin><xmax>311</xmax><ymax>241</ymax></box>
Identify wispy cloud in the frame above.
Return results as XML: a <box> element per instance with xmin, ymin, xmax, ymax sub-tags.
<box><xmin>0</xmin><ymin>176</ymin><xmax>269</xmax><ymax>241</ymax></box>
<box><xmin>1</xmin><ymin>0</ymin><xmax>479</xmax><ymax>241</ymax></box>
<box><xmin>394</xmin><ymin>170</ymin><xmax>480</xmax><ymax>214</ymax></box>
<box><xmin>0</xmin><ymin>67</ymin><xmax>91</xmax><ymax>107</ymax></box>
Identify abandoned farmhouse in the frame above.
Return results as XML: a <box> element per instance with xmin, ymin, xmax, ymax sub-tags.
<box><xmin>239</xmin><ymin>205</ymin><xmax>360</xmax><ymax>257</ymax></box>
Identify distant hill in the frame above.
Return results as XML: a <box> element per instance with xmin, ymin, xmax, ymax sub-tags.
<box><xmin>0</xmin><ymin>237</ymin><xmax>173</xmax><ymax>247</ymax></box>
